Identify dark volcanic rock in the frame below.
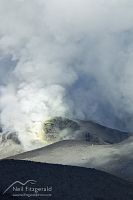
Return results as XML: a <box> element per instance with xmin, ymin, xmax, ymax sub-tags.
<box><xmin>0</xmin><ymin>160</ymin><xmax>133</xmax><ymax>200</ymax></box>
<box><xmin>1</xmin><ymin>132</ymin><xmax>21</xmax><ymax>145</ymax></box>
<box><xmin>0</xmin><ymin>127</ymin><xmax>2</xmax><ymax>133</ymax></box>
<box><xmin>43</xmin><ymin>117</ymin><xmax>80</xmax><ymax>133</ymax></box>
<box><xmin>43</xmin><ymin>117</ymin><xmax>80</xmax><ymax>142</ymax></box>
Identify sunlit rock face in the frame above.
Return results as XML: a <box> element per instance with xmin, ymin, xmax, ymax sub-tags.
<box><xmin>42</xmin><ymin>117</ymin><xmax>129</xmax><ymax>145</ymax></box>
<box><xmin>43</xmin><ymin>117</ymin><xmax>80</xmax><ymax>133</ymax></box>
<box><xmin>43</xmin><ymin>117</ymin><xmax>80</xmax><ymax>143</ymax></box>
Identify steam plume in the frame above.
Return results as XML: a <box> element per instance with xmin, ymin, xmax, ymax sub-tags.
<box><xmin>0</xmin><ymin>0</ymin><xmax>133</xmax><ymax>148</ymax></box>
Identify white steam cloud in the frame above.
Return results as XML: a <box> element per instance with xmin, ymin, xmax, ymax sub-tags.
<box><xmin>0</xmin><ymin>0</ymin><xmax>133</xmax><ymax>148</ymax></box>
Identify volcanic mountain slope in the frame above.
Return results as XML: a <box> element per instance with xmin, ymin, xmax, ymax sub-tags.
<box><xmin>0</xmin><ymin>117</ymin><xmax>130</xmax><ymax>146</ymax></box>
<box><xmin>42</xmin><ymin>117</ymin><xmax>130</xmax><ymax>144</ymax></box>
<box><xmin>9</xmin><ymin>139</ymin><xmax>133</xmax><ymax>182</ymax></box>
<box><xmin>0</xmin><ymin>117</ymin><xmax>130</xmax><ymax>159</ymax></box>
<box><xmin>1</xmin><ymin>159</ymin><xmax>133</xmax><ymax>200</ymax></box>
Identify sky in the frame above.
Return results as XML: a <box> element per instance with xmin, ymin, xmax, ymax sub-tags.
<box><xmin>0</xmin><ymin>0</ymin><xmax>133</xmax><ymax>147</ymax></box>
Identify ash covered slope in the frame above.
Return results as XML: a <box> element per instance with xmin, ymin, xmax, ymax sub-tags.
<box><xmin>9</xmin><ymin>139</ymin><xmax>133</xmax><ymax>182</ymax></box>
<box><xmin>1</xmin><ymin>159</ymin><xmax>133</xmax><ymax>200</ymax></box>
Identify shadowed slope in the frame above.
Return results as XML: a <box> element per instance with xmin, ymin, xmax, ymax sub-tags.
<box><xmin>0</xmin><ymin>160</ymin><xmax>133</xmax><ymax>200</ymax></box>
